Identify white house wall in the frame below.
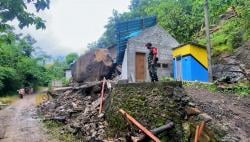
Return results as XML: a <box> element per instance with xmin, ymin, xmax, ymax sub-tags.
<box><xmin>127</xmin><ymin>41</ymin><xmax>149</xmax><ymax>82</ymax></box>
<box><xmin>126</xmin><ymin>25</ymin><xmax>179</xmax><ymax>82</ymax></box>
<box><xmin>121</xmin><ymin>49</ymin><xmax>128</xmax><ymax>80</ymax></box>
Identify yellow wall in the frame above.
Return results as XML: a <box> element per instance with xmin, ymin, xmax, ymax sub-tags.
<box><xmin>172</xmin><ymin>44</ymin><xmax>208</xmax><ymax>68</ymax></box>
<box><xmin>172</xmin><ymin>44</ymin><xmax>191</xmax><ymax>58</ymax></box>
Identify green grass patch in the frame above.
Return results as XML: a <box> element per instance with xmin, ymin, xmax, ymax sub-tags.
<box><xmin>35</xmin><ymin>93</ymin><xmax>52</xmax><ymax>106</ymax></box>
<box><xmin>197</xmin><ymin>17</ymin><xmax>246</xmax><ymax>56</ymax></box>
<box><xmin>220</xmin><ymin>82</ymin><xmax>250</xmax><ymax>96</ymax></box>
<box><xmin>183</xmin><ymin>82</ymin><xmax>217</xmax><ymax>92</ymax></box>
<box><xmin>0</xmin><ymin>93</ymin><xmax>18</xmax><ymax>105</ymax></box>
<box><xmin>183</xmin><ymin>82</ymin><xmax>250</xmax><ymax>96</ymax></box>
<box><xmin>43</xmin><ymin>120</ymin><xmax>84</xmax><ymax>142</ymax></box>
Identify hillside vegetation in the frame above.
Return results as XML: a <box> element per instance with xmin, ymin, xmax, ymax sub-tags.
<box><xmin>92</xmin><ymin>0</ymin><xmax>250</xmax><ymax>56</ymax></box>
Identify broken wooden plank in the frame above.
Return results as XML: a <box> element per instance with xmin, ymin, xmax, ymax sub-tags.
<box><xmin>73</xmin><ymin>81</ymin><xmax>102</xmax><ymax>90</ymax></box>
<box><xmin>198</xmin><ymin>121</ymin><xmax>205</xmax><ymax>139</ymax></box>
<box><xmin>52</xmin><ymin>86</ymin><xmax>73</xmax><ymax>91</ymax></box>
<box><xmin>194</xmin><ymin>125</ymin><xmax>199</xmax><ymax>142</ymax></box>
<box><xmin>99</xmin><ymin>78</ymin><xmax>106</xmax><ymax>114</ymax></box>
<box><xmin>119</xmin><ymin>109</ymin><xmax>161</xmax><ymax>142</ymax></box>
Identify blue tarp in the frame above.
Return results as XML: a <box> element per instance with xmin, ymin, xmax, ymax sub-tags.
<box><xmin>115</xmin><ymin>16</ymin><xmax>157</xmax><ymax>65</ymax></box>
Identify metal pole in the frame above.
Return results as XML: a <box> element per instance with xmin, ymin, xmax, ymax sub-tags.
<box><xmin>204</xmin><ymin>0</ymin><xmax>213</xmax><ymax>82</ymax></box>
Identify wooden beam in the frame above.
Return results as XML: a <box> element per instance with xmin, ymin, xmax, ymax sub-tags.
<box><xmin>99</xmin><ymin>78</ymin><xmax>106</xmax><ymax>114</ymax></box>
<box><xmin>119</xmin><ymin>109</ymin><xmax>161</xmax><ymax>142</ymax></box>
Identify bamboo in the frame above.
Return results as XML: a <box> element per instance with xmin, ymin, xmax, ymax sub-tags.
<box><xmin>198</xmin><ymin>121</ymin><xmax>205</xmax><ymax>139</ymax></box>
<box><xmin>194</xmin><ymin>125</ymin><xmax>199</xmax><ymax>142</ymax></box>
<box><xmin>99</xmin><ymin>78</ymin><xmax>106</xmax><ymax>114</ymax></box>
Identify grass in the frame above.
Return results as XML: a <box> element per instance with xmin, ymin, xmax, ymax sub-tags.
<box><xmin>183</xmin><ymin>81</ymin><xmax>250</xmax><ymax>96</ymax></box>
<box><xmin>43</xmin><ymin>120</ymin><xmax>84</xmax><ymax>142</ymax></box>
<box><xmin>0</xmin><ymin>93</ymin><xmax>18</xmax><ymax>105</ymax></box>
<box><xmin>35</xmin><ymin>93</ymin><xmax>51</xmax><ymax>106</ymax></box>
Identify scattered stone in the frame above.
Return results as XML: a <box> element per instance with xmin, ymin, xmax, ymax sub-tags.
<box><xmin>199</xmin><ymin>113</ymin><xmax>213</xmax><ymax>122</ymax></box>
<box><xmin>98</xmin><ymin>113</ymin><xmax>104</xmax><ymax>118</ymax></box>
<box><xmin>185</xmin><ymin>107</ymin><xmax>201</xmax><ymax>115</ymax></box>
<box><xmin>188</xmin><ymin>102</ymin><xmax>196</xmax><ymax>107</ymax></box>
<box><xmin>38</xmin><ymin>85</ymin><xmax>108</xmax><ymax>141</ymax></box>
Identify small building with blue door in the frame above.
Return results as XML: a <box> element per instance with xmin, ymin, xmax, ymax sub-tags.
<box><xmin>172</xmin><ymin>42</ymin><xmax>208</xmax><ymax>82</ymax></box>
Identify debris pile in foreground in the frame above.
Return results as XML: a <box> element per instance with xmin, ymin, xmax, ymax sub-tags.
<box><xmin>38</xmin><ymin>82</ymin><xmax>110</xmax><ymax>141</ymax></box>
<box><xmin>38</xmin><ymin>82</ymin><xmax>228</xmax><ymax>141</ymax></box>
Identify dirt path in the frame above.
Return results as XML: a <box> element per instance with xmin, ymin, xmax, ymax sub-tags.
<box><xmin>185</xmin><ymin>86</ymin><xmax>250</xmax><ymax>142</ymax></box>
<box><xmin>0</xmin><ymin>95</ymin><xmax>58</xmax><ymax>142</ymax></box>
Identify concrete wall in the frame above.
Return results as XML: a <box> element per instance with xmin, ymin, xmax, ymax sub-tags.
<box><xmin>65</xmin><ymin>70</ymin><xmax>72</xmax><ymax>80</ymax></box>
<box><xmin>126</xmin><ymin>25</ymin><xmax>179</xmax><ymax>82</ymax></box>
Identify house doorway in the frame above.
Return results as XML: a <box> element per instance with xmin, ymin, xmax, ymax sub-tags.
<box><xmin>135</xmin><ymin>52</ymin><xmax>146</xmax><ymax>81</ymax></box>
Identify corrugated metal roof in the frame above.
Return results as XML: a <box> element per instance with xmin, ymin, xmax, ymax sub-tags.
<box><xmin>115</xmin><ymin>16</ymin><xmax>157</xmax><ymax>64</ymax></box>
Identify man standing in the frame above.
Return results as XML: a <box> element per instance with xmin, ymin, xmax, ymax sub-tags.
<box><xmin>17</xmin><ymin>88</ymin><xmax>25</xmax><ymax>99</ymax></box>
<box><xmin>145</xmin><ymin>43</ymin><xmax>159</xmax><ymax>82</ymax></box>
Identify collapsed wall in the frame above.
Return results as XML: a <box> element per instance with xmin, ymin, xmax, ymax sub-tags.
<box><xmin>39</xmin><ymin>82</ymin><xmax>221</xmax><ymax>142</ymax></box>
<box><xmin>106</xmin><ymin>82</ymin><xmax>219</xmax><ymax>142</ymax></box>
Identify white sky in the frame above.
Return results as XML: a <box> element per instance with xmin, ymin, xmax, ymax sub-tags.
<box><xmin>14</xmin><ymin>0</ymin><xmax>130</xmax><ymax>57</ymax></box>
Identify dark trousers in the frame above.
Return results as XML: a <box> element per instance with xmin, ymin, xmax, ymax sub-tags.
<box><xmin>148</xmin><ymin>64</ymin><xmax>158</xmax><ymax>82</ymax></box>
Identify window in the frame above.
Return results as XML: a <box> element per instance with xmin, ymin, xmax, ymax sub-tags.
<box><xmin>156</xmin><ymin>63</ymin><xmax>161</xmax><ymax>68</ymax></box>
<box><xmin>162</xmin><ymin>63</ymin><xmax>168</xmax><ymax>68</ymax></box>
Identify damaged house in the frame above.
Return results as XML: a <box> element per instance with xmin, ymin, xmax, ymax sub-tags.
<box><xmin>123</xmin><ymin>25</ymin><xmax>179</xmax><ymax>82</ymax></box>
<box><xmin>110</xmin><ymin>17</ymin><xmax>179</xmax><ymax>82</ymax></box>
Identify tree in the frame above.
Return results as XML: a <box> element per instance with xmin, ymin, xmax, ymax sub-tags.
<box><xmin>18</xmin><ymin>34</ymin><xmax>36</xmax><ymax>57</ymax></box>
<box><xmin>0</xmin><ymin>0</ymin><xmax>50</xmax><ymax>29</ymax></box>
<box><xmin>65</xmin><ymin>53</ymin><xmax>79</xmax><ymax>65</ymax></box>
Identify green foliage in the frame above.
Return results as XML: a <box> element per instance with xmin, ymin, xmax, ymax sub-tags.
<box><xmin>43</xmin><ymin>120</ymin><xmax>83</xmax><ymax>142</ymax></box>
<box><xmin>0</xmin><ymin>0</ymin><xmax>50</xmax><ymax>29</ymax></box>
<box><xmin>160</xmin><ymin>76</ymin><xmax>174</xmax><ymax>82</ymax></box>
<box><xmin>93</xmin><ymin>0</ymin><xmax>250</xmax><ymax>59</ymax></box>
<box><xmin>0</xmin><ymin>93</ymin><xmax>18</xmax><ymax>105</ymax></box>
<box><xmin>0</xmin><ymin>0</ymin><xmax>70</xmax><ymax>96</ymax></box>
<box><xmin>232</xmin><ymin>83</ymin><xmax>250</xmax><ymax>96</ymax></box>
<box><xmin>183</xmin><ymin>82</ymin><xmax>217</xmax><ymax>92</ymax></box>
<box><xmin>0</xmin><ymin>26</ymin><xmax>66</xmax><ymax>95</ymax></box>
<box><xmin>184</xmin><ymin>82</ymin><xmax>250</xmax><ymax>96</ymax></box>
<box><xmin>65</xmin><ymin>53</ymin><xmax>78</xmax><ymax>65</ymax></box>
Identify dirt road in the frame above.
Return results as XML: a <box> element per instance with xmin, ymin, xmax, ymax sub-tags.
<box><xmin>185</xmin><ymin>86</ymin><xmax>250</xmax><ymax>142</ymax></box>
<box><xmin>0</xmin><ymin>95</ymin><xmax>58</xmax><ymax>142</ymax></box>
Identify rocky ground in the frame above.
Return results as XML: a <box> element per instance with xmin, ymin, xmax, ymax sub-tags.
<box><xmin>213</xmin><ymin>40</ymin><xmax>250</xmax><ymax>82</ymax></box>
<box><xmin>1</xmin><ymin>81</ymin><xmax>245</xmax><ymax>142</ymax></box>
<box><xmin>38</xmin><ymin>84</ymin><xmax>111</xmax><ymax>141</ymax></box>
<box><xmin>0</xmin><ymin>95</ymin><xmax>58</xmax><ymax>142</ymax></box>
<box><xmin>185</xmin><ymin>86</ymin><xmax>250</xmax><ymax>142</ymax></box>
<box><xmin>38</xmin><ymin>82</ymin><xmax>250</xmax><ymax>142</ymax></box>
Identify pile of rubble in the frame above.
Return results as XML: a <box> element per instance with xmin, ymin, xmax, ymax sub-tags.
<box><xmin>38</xmin><ymin>81</ymin><xmax>224</xmax><ymax>141</ymax></box>
<box><xmin>38</xmin><ymin>83</ymin><xmax>110</xmax><ymax>141</ymax></box>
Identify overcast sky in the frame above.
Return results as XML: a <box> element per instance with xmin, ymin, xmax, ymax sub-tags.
<box><xmin>13</xmin><ymin>0</ymin><xmax>130</xmax><ymax>57</ymax></box>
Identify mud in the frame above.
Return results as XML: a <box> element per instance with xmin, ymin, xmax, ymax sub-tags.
<box><xmin>0</xmin><ymin>95</ymin><xmax>58</xmax><ymax>142</ymax></box>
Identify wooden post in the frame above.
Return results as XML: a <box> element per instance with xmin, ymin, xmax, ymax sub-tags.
<box><xmin>198</xmin><ymin>121</ymin><xmax>205</xmax><ymax>139</ymax></box>
<box><xmin>194</xmin><ymin>125</ymin><xmax>199</xmax><ymax>142</ymax></box>
<box><xmin>204</xmin><ymin>0</ymin><xmax>213</xmax><ymax>82</ymax></box>
<box><xmin>119</xmin><ymin>109</ymin><xmax>161</xmax><ymax>142</ymax></box>
<box><xmin>99</xmin><ymin>78</ymin><xmax>106</xmax><ymax>114</ymax></box>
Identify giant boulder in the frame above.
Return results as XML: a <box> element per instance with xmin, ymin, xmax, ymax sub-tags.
<box><xmin>71</xmin><ymin>48</ymin><xmax>113</xmax><ymax>83</ymax></box>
